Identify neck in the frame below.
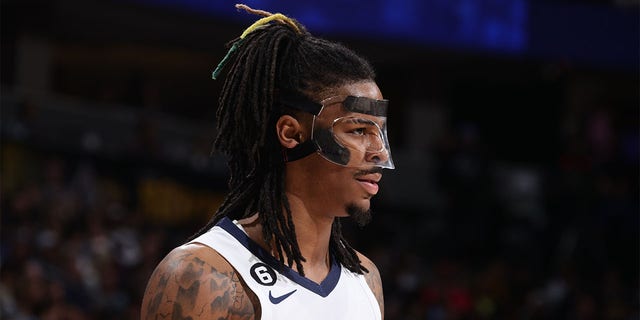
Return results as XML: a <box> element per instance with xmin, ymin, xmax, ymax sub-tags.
<box><xmin>239</xmin><ymin>193</ymin><xmax>334</xmax><ymax>283</ymax></box>
<box><xmin>285</xmin><ymin>192</ymin><xmax>334</xmax><ymax>269</ymax></box>
<box><xmin>278</xmin><ymin>192</ymin><xmax>334</xmax><ymax>284</ymax></box>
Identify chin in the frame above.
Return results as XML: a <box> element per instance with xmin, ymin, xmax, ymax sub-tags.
<box><xmin>346</xmin><ymin>203</ymin><xmax>372</xmax><ymax>227</ymax></box>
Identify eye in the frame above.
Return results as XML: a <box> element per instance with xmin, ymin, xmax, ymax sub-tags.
<box><xmin>351</xmin><ymin>127</ymin><xmax>366</xmax><ymax>136</ymax></box>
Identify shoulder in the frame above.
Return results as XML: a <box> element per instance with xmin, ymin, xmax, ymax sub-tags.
<box><xmin>356</xmin><ymin>251</ymin><xmax>384</xmax><ymax>319</ymax></box>
<box><xmin>140</xmin><ymin>243</ymin><xmax>260</xmax><ymax>319</ymax></box>
<box><xmin>355</xmin><ymin>251</ymin><xmax>382</xmax><ymax>291</ymax></box>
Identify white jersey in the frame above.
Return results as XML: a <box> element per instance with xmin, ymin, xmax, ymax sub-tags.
<box><xmin>189</xmin><ymin>217</ymin><xmax>381</xmax><ymax>320</ymax></box>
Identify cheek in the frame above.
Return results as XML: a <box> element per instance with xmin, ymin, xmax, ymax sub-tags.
<box><xmin>315</xmin><ymin>168</ymin><xmax>343</xmax><ymax>191</ymax></box>
<box><xmin>309</xmin><ymin>158</ymin><xmax>352</xmax><ymax>194</ymax></box>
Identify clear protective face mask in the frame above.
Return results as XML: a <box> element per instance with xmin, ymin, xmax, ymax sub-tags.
<box><xmin>310</xmin><ymin>95</ymin><xmax>395</xmax><ymax>169</ymax></box>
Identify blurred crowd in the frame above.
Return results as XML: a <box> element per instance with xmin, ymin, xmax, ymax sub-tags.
<box><xmin>1</xmin><ymin>145</ymin><xmax>173</xmax><ymax>319</ymax></box>
<box><xmin>356</xmin><ymin>97</ymin><xmax>639</xmax><ymax>319</ymax></box>
<box><xmin>1</xmin><ymin>81</ymin><xmax>638</xmax><ymax>320</ymax></box>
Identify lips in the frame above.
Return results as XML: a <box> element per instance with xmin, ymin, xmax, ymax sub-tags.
<box><xmin>355</xmin><ymin>173</ymin><xmax>382</xmax><ymax>195</ymax></box>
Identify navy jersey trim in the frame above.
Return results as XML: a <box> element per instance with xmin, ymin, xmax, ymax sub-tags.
<box><xmin>216</xmin><ymin>217</ymin><xmax>341</xmax><ymax>297</ymax></box>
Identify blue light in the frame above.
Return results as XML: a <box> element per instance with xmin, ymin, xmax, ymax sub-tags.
<box><xmin>128</xmin><ymin>0</ymin><xmax>528</xmax><ymax>53</ymax></box>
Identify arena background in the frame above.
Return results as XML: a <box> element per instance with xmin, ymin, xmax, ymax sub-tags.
<box><xmin>1</xmin><ymin>0</ymin><xmax>638</xmax><ymax>319</ymax></box>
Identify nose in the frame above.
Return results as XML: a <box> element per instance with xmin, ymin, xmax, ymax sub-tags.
<box><xmin>365</xmin><ymin>148</ymin><xmax>390</xmax><ymax>165</ymax></box>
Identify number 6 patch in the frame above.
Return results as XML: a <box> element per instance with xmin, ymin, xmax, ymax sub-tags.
<box><xmin>250</xmin><ymin>262</ymin><xmax>277</xmax><ymax>286</ymax></box>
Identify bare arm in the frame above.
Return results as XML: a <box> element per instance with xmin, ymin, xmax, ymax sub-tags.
<box><xmin>357</xmin><ymin>252</ymin><xmax>384</xmax><ymax>319</ymax></box>
<box><xmin>140</xmin><ymin>243</ymin><xmax>259</xmax><ymax>320</ymax></box>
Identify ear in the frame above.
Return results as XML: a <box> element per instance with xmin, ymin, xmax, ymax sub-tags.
<box><xmin>276</xmin><ymin>115</ymin><xmax>303</xmax><ymax>149</ymax></box>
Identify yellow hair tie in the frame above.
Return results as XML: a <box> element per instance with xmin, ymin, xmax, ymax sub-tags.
<box><xmin>240</xmin><ymin>13</ymin><xmax>301</xmax><ymax>39</ymax></box>
<box><xmin>212</xmin><ymin>5</ymin><xmax>302</xmax><ymax>79</ymax></box>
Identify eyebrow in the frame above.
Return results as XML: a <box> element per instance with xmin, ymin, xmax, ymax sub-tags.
<box><xmin>343</xmin><ymin>118</ymin><xmax>376</xmax><ymax>125</ymax></box>
<box><xmin>343</xmin><ymin>115</ymin><xmax>388</xmax><ymax>129</ymax></box>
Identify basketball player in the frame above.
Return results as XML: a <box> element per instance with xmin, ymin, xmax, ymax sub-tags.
<box><xmin>141</xmin><ymin>5</ymin><xmax>394</xmax><ymax>319</ymax></box>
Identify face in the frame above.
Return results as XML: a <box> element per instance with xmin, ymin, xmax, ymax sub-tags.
<box><xmin>286</xmin><ymin>81</ymin><xmax>386</xmax><ymax>222</ymax></box>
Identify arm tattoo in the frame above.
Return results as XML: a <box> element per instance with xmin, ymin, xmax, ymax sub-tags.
<box><xmin>174</xmin><ymin>258</ymin><xmax>204</xmax><ymax>313</ymax></box>
<box><xmin>143</xmin><ymin>251</ymin><xmax>257</xmax><ymax>319</ymax></box>
<box><xmin>231</xmin><ymin>273</ymin><xmax>245</xmax><ymax>309</ymax></box>
<box><xmin>364</xmin><ymin>263</ymin><xmax>384</xmax><ymax>318</ymax></box>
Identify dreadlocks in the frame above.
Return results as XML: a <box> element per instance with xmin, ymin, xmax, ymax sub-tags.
<box><xmin>191</xmin><ymin>4</ymin><xmax>376</xmax><ymax>275</ymax></box>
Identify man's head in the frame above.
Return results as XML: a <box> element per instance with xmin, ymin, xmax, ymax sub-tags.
<box><xmin>277</xmin><ymin>80</ymin><xmax>387</xmax><ymax>224</ymax></box>
<box><xmin>197</xmin><ymin>5</ymin><xmax>391</xmax><ymax>274</ymax></box>
<box><xmin>212</xmin><ymin>14</ymin><xmax>381</xmax><ymax>173</ymax></box>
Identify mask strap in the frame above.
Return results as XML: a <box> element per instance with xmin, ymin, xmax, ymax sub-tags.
<box><xmin>279</xmin><ymin>92</ymin><xmax>322</xmax><ymax>162</ymax></box>
<box><xmin>280</xmin><ymin>91</ymin><xmax>322</xmax><ymax>115</ymax></box>
<box><xmin>283</xmin><ymin>140</ymin><xmax>317</xmax><ymax>162</ymax></box>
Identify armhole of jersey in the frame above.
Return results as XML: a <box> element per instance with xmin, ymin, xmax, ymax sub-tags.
<box><xmin>357</xmin><ymin>272</ymin><xmax>383</xmax><ymax>319</ymax></box>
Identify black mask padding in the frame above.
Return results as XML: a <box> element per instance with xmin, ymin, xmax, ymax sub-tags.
<box><xmin>314</xmin><ymin>127</ymin><xmax>351</xmax><ymax>166</ymax></box>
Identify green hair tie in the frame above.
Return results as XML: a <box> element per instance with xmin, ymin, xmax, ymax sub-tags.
<box><xmin>212</xmin><ymin>41</ymin><xmax>242</xmax><ymax>80</ymax></box>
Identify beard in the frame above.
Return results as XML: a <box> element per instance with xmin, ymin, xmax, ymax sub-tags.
<box><xmin>346</xmin><ymin>203</ymin><xmax>372</xmax><ymax>227</ymax></box>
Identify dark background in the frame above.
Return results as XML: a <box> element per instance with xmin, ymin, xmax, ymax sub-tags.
<box><xmin>1</xmin><ymin>0</ymin><xmax>638</xmax><ymax>319</ymax></box>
